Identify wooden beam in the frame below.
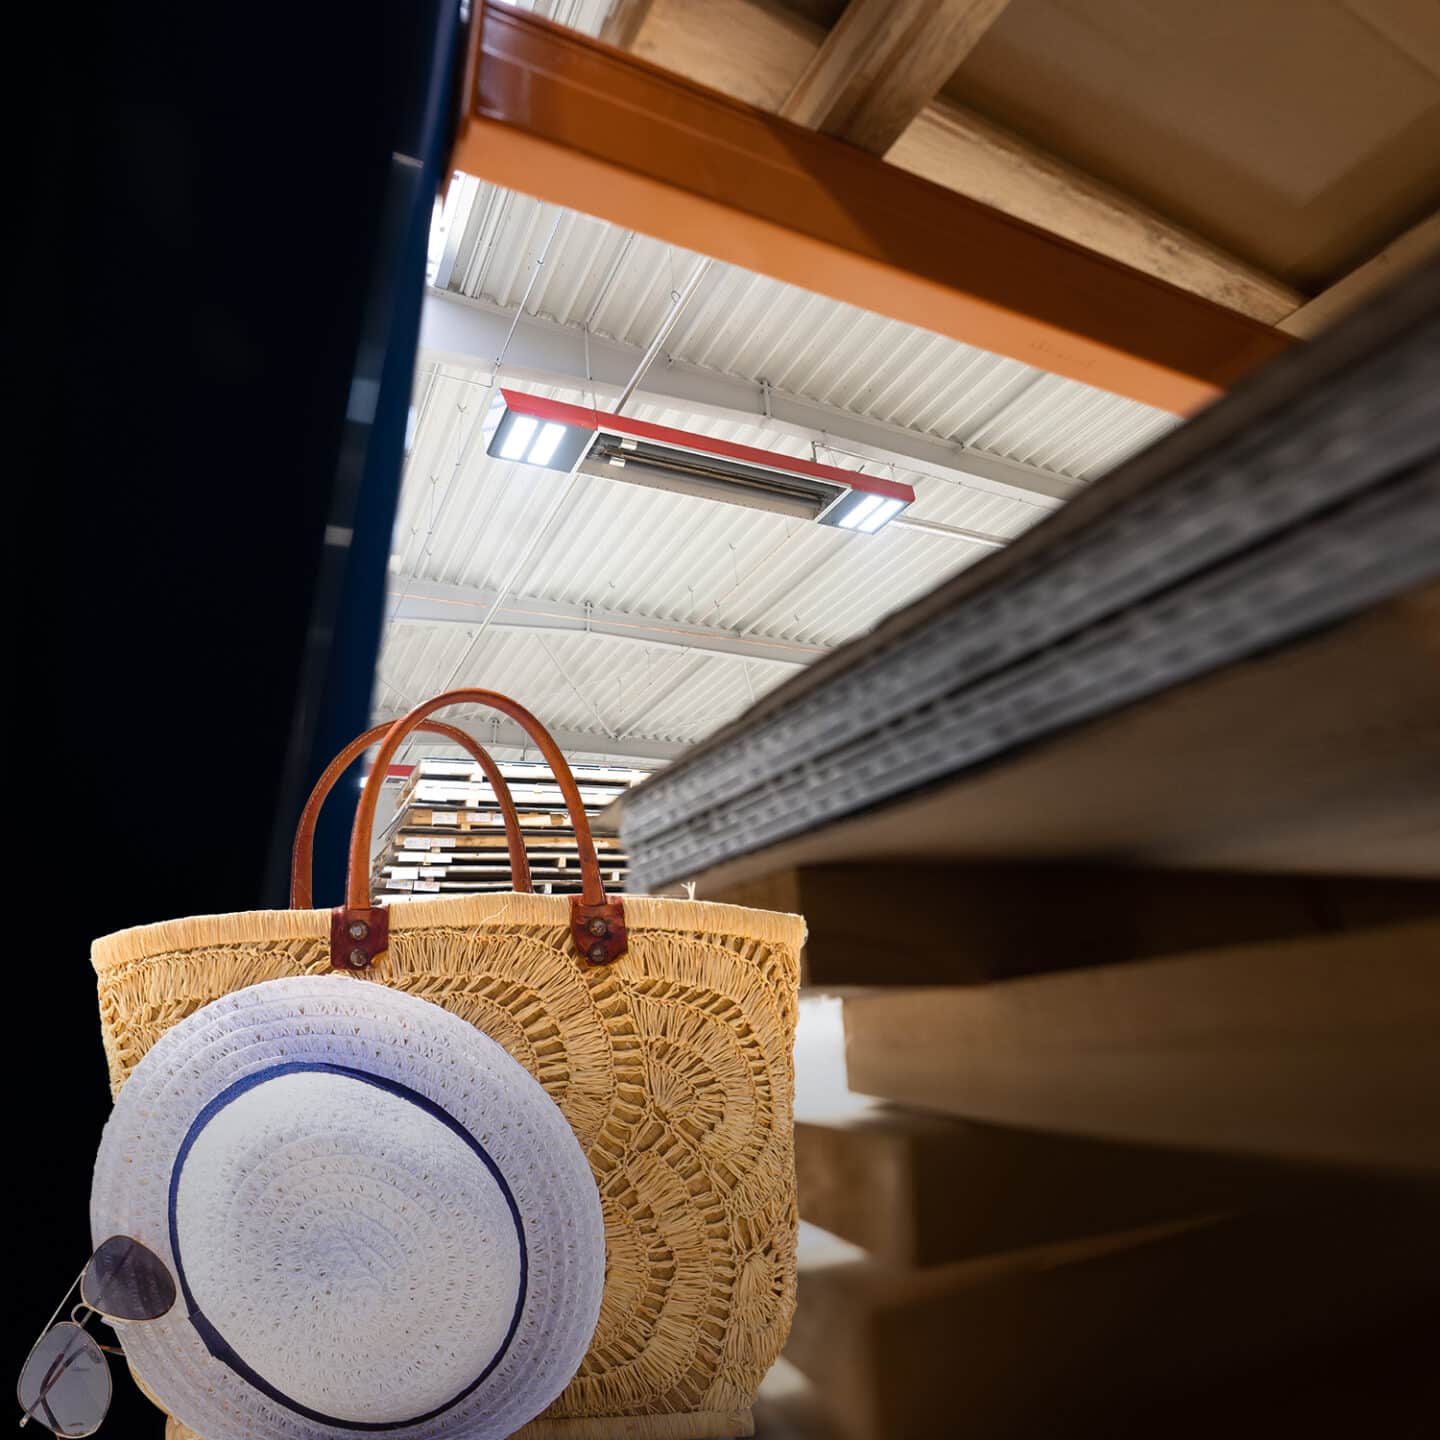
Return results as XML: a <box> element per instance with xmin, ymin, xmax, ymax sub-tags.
<box><xmin>598</xmin><ymin>0</ymin><xmax>655</xmax><ymax>50</ymax></box>
<box><xmin>707</xmin><ymin>864</ymin><xmax>1440</xmax><ymax>986</ymax></box>
<box><xmin>842</xmin><ymin>921</ymin><xmax>1440</xmax><ymax>1175</ymax></box>
<box><xmin>795</xmin><ymin>1109</ymin><xmax>1321</xmax><ymax>1269</ymax></box>
<box><xmin>890</xmin><ymin>101</ymin><xmax>1304</xmax><ymax>324</ymax></box>
<box><xmin>626</xmin><ymin>0</ymin><xmax>1302</xmax><ymax>324</ymax></box>
<box><xmin>1279</xmin><ymin>213</ymin><xmax>1440</xmax><ymax>338</ymax></box>
<box><xmin>781</xmin><ymin>0</ymin><xmax>1012</xmax><ymax>155</ymax></box>
<box><xmin>460</xmin><ymin>3</ymin><xmax>1291</xmax><ymax>414</ymax></box>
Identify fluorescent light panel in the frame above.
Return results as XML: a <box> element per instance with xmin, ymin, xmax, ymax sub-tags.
<box><xmin>499</xmin><ymin>415</ymin><xmax>538</xmax><ymax>460</ymax></box>
<box><xmin>819</xmin><ymin>487</ymin><xmax>909</xmax><ymax>533</ymax></box>
<box><xmin>486</xmin><ymin>398</ymin><xmax>596</xmax><ymax>471</ymax></box>
<box><xmin>837</xmin><ymin>493</ymin><xmax>884</xmax><ymax>530</ymax></box>
<box><xmin>856</xmin><ymin>497</ymin><xmax>905</xmax><ymax>533</ymax></box>
<box><xmin>528</xmin><ymin>422</ymin><xmax>567</xmax><ymax>467</ymax></box>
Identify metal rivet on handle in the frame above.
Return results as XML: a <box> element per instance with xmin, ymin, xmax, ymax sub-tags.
<box><xmin>587</xmin><ymin>942</ymin><xmax>609</xmax><ymax>964</ymax></box>
<box><xmin>349</xmin><ymin>948</ymin><xmax>371</xmax><ymax>969</ymax></box>
<box><xmin>348</xmin><ymin>921</ymin><xmax>369</xmax><ymax>940</ymax></box>
<box><xmin>587</xmin><ymin>918</ymin><xmax>608</xmax><ymax>937</ymax></box>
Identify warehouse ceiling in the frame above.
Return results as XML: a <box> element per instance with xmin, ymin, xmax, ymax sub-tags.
<box><xmin>381</xmin><ymin>183</ymin><xmax>1174</xmax><ymax>767</ymax></box>
<box><xmin>376</xmin><ymin>0</ymin><xmax>1438</xmax><ymax>771</ymax></box>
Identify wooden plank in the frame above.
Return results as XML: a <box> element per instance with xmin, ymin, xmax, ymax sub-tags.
<box><xmin>627</xmin><ymin>0</ymin><xmax>1302</xmax><ymax>323</ymax></box>
<box><xmin>392</xmin><ymin>824</ymin><xmax>625</xmax><ymax>853</ymax></box>
<box><xmin>780</xmin><ymin>0</ymin><xmax>1012</xmax><ymax>155</ymax></box>
<box><xmin>795</xmin><ymin>1107</ymin><xmax>1386</xmax><ymax>1269</ymax></box>
<box><xmin>459</xmin><ymin>3</ymin><xmax>1292</xmax><ymax>414</ymax></box>
<box><xmin>655</xmin><ymin>579</ymin><xmax>1440</xmax><ymax>892</ymax></box>
<box><xmin>711</xmin><ymin>864</ymin><xmax>1440</xmax><ymax>986</ymax></box>
<box><xmin>842</xmin><ymin>921</ymin><xmax>1440</xmax><ymax>1174</ymax></box>
<box><xmin>889</xmin><ymin>100</ymin><xmax>1303</xmax><ymax>323</ymax></box>
<box><xmin>402</xmin><ymin>822</ymin><xmax>594</xmax><ymax>844</ymax></box>
<box><xmin>1279</xmin><ymin>213</ymin><xmax>1440</xmax><ymax>338</ymax></box>
<box><xmin>409</xmin><ymin>758</ymin><xmax>647</xmax><ymax>785</ymax></box>
<box><xmin>785</xmin><ymin>1200</ymin><xmax>1440</xmax><ymax>1440</ymax></box>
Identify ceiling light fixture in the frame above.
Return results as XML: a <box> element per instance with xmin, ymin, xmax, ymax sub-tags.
<box><xmin>484</xmin><ymin>389</ymin><xmax>915</xmax><ymax>533</ymax></box>
<box><xmin>485</xmin><ymin>392</ymin><xmax>596</xmax><ymax>472</ymax></box>
<box><xmin>527</xmin><ymin>421</ymin><xmax>568</xmax><ymax>467</ymax></box>
<box><xmin>498</xmin><ymin>414</ymin><xmax>538</xmax><ymax>460</ymax></box>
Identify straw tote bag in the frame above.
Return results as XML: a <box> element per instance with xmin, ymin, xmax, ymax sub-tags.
<box><xmin>93</xmin><ymin>689</ymin><xmax>806</xmax><ymax>1440</ymax></box>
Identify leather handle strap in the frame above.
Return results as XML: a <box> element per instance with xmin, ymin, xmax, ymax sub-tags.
<box><xmin>291</xmin><ymin>720</ymin><xmax>533</xmax><ymax>909</ymax></box>
<box><xmin>336</xmin><ymin>689</ymin><xmax>627</xmax><ymax>971</ymax></box>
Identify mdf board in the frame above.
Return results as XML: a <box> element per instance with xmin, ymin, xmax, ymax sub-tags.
<box><xmin>946</xmin><ymin>0</ymin><xmax>1440</xmax><ymax>289</ymax></box>
<box><xmin>785</xmin><ymin>1201</ymin><xmax>1440</xmax><ymax>1440</ymax></box>
<box><xmin>843</xmin><ymin>921</ymin><xmax>1440</xmax><ymax>1174</ymax></box>
<box><xmin>794</xmin><ymin>1108</ymin><xmax>1338</xmax><ymax>1269</ymax></box>
<box><xmin>710</xmin><ymin>864</ymin><xmax>1440</xmax><ymax>986</ymax></box>
<box><xmin>648</xmin><ymin>579</ymin><xmax>1440</xmax><ymax>894</ymax></box>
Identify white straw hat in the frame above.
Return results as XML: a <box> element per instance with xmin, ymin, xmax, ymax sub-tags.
<box><xmin>90</xmin><ymin>975</ymin><xmax>605</xmax><ymax>1440</ymax></box>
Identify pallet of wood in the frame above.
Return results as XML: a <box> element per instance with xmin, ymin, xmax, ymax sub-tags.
<box><xmin>370</xmin><ymin>755</ymin><xmax>648</xmax><ymax>901</ymax></box>
<box><xmin>774</xmin><ymin>919</ymin><xmax>1440</xmax><ymax>1438</ymax></box>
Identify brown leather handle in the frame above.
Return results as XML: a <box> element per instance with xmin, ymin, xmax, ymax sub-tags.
<box><xmin>291</xmin><ymin>720</ymin><xmax>533</xmax><ymax>908</ymax></box>
<box><xmin>337</xmin><ymin>689</ymin><xmax>627</xmax><ymax>971</ymax></box>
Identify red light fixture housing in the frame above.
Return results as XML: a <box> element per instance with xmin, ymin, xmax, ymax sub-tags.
<box><xmin>484</xmin><ymin>388</ymin><xmax>914</xmax><ymax>532</ymax></box>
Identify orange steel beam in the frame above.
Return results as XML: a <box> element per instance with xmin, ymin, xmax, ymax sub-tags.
<box><xmin>451</xmin><ymin>4</ymin><xmax>1293</xmax><ymax>416</ymax></box>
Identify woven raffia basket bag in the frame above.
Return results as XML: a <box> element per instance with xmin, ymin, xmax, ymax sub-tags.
<box><xmin>92</xmin><ymin>689</ymin><xmax>805</xmax><ymax>1440</ymax></box>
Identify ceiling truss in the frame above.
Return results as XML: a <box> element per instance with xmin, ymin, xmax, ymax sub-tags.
<box><xmin>420</xmin><ymin>293</ymin><xmax>1081</xmax><ymax>509</ymax></box>
<box><xmin>388</xmin><ymin>577</ymin><xmax>828</xmax><ymax>668</ymax></box>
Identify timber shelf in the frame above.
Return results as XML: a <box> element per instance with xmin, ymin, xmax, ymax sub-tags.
<box><xmin>372</xmin><ymin>755</ymin><xmax>645</xmax><ymax>901</ymax></box>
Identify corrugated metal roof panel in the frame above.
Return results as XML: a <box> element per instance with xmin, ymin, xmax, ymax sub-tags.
<box><xmin>392</xmin><ymin>363</ymin><xmax>1034</xmax><ymax>648</ymax></box>
<box><xmin>392</xmin><ymin>177</ymin><xmax>1180</xmax><ymax>759</ymax></box>
<box><xmin>438</xmin><ymin>185</ymin><xmax>1178</xmax><ymax>477</ymax></box>
<box><xmin>379</xmin><ymin>623</ymin><xmax>790</xmax><ymax>756</ymax></box>
<box><xmin>963</xmin><ymin>373</ymin><xmax>1179</xmax><ymax>479</ymax></box>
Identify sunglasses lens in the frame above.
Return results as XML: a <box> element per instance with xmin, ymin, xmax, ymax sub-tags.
<box><xmin>16</xmin><ymin>1321</ymin><xmax>110</xmax><ymax>1437</ymax></box>
<box><xmin>81</xmin><ymin>1236</ymin><xmax>176</xmax><ymax>1321</ymax></box>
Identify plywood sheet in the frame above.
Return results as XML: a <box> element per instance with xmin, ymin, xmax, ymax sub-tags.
<box><xmin>948</xmin><ymin>0</ymin><xmax>1440</xmax><ymax>287</ymax></box>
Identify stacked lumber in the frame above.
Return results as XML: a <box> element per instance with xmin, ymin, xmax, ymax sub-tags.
<box><xmin>370</xmin><ymin>756</ymin><xmax>648</xmax><ymax>901</ymax></box>
<box><xmin>787</xmin><ymin>1195</ymin><xmax>1439</xmax><ymax>1440</ymax></box>
<box><xmin>775</xmin><ymin>919</ymin><xmax>1440</xmax><ymax>1439</ymax></box>
<box><xmin>610</xmin><ymin>220</ymin><xmax>1440</xmax><ymax>1440</ymax></box>
<box><xmin>840</xmin><ymin>920</ymin><xmax>1440</xmax><ymax>1175</ymax></box>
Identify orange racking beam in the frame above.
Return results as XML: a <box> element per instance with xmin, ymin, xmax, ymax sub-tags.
<box><xmin>451</xmin><ymin>4</ymin><xmax>1294</xmax><ymax>416</ymax></box>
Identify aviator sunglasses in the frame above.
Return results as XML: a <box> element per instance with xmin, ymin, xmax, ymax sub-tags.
<box><xmin>17</xmin><ymin>1236</ymin><xmax>176</xmax><ymax>1436</ymax></box>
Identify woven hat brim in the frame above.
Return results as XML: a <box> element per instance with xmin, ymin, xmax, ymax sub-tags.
<box><xmin>91</xmin><ymin>975</ymin><xmax>605</xmax><ymax>1440</ymax></box>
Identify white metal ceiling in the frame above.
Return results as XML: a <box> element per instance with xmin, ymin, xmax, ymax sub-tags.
<box><xmin>385</xmin><ymin>76</ymin><xmax>1181</xmax><ymax>767</ymax></box>
<box><xmin>434</xmin><ymin>187</ymin><xmax>1178</xmax><ymax>481</ymax></box>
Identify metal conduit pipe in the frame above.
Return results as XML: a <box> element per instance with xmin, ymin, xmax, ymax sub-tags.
<box><xmin>494</xmin><ymin>210</ymin><xmax>565</xmax><ymax>375</ymax></box>
<box><xmin>615</xmin><ymin>258</ymin><xmax>712</xmax><ymax>413</ymax></box>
